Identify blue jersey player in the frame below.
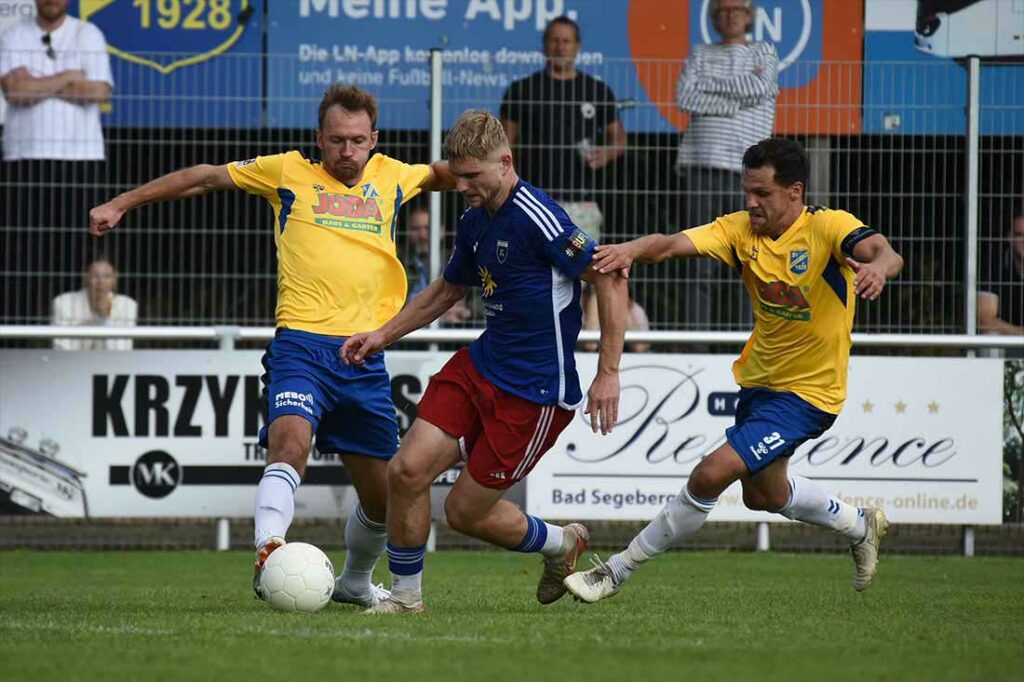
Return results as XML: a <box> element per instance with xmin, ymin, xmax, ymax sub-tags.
<box><xmin>341</xmin><ymin>109</ymin><xmax>629</xmax><ymax>613</ymax></box>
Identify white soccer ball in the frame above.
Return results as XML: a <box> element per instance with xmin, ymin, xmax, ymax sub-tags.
<box><xmin>259</xmin><ymin>542</ymin><xmax>335</xmax><ymax>613</ymax></box>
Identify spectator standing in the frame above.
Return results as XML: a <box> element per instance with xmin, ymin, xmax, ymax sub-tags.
<box><xmin>403</xmin><ymin>203</ymin><xmax>476</xmax><ymax>324</ymax></box>
<box><xmin>0</xmin><ymin>0</ymin><xmax>113</xmax><ymax>321</ymax></box>
<box><xmin>500</xmin><ymin>15</ymin><xmax>625</xmax><ymax>243</ymax></box>
<box><xmin>674</xmin><ymin>0</ymin><xmax>778</xmax><ymax>331</ymax></box>
<box><xmin>51</xmin><ymin>256</ymin><xmax>136</xmax><ymax>350</ymax></box>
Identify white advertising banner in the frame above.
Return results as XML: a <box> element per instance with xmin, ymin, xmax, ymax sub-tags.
<box><xmin>0</xmin><ymin>350</ymin><xmax>1004</xmax><ymax>523</ymax></box>
<box><xmin>528</xmin><ymin>355</ymin><xmax>1004</xmax><ymax>525</ymax></box>
<box><xmin>0</xmin><ymin>350</ymin><xmax>445</xmax><ymax>518</ymax></box>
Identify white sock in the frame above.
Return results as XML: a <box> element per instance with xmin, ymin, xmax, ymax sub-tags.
<box><xmin>254</xmin><ymin>462</ymin><xmax>300</xmax><ymax>548</ymax></box>
<box><xmin>392</xmin><ymin>573</ymin><xmax>423</xmax><ymax>597</ymax></box>
<box><xmin>606</xmin><ymin>486</ymin><xmax>716</xmax><ymax>583</ymax></box>
<box><xmin>338</xmin><ymin>505</ymin><xmax>387</xmax><ymax>595</ymax></box>
<box><xmin>778</xmin><ymin>476</ymin><xmax>866</xmax><ymax>542</ymax></box>
<box><xmin>539</xmin><ymin>523</ymin><xmax>566</xmax><ymax>558</ymax></box>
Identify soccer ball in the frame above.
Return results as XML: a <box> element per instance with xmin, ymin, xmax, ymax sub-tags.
<box><xmin>259</xmin><ymin>542</ymin><xmax>335</xmax><ymax>613</ymax></box>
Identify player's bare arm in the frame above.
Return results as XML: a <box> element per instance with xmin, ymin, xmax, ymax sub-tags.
<box><xmin>846</xmin><ymin>233</ymin><xmax>903</xmax><ymax>301</ymax></box>
<box><xmin>592</xmin><ymin>232</ymin><xmax>700</xmax><ymax>273</ymax></box>
<box><xmin>580</xmin><ymin>268</ymin><xmax>629</xmax><ymax>435</ymax></box>
<box><xmin>421</xmin><ymin>161</ymin><xmax>457</xmax><ymax>191</ymax></box>
<box><xmin>341</xmin><ymin>277</ymin><xmax>469</xmax><ymax>366</ymax></box>
<box><xmin>89</xmin><ymin>164</ymin><xmax>236</xmax><ymax>236</ymax></box>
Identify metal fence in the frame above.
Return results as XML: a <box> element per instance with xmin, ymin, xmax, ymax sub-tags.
<box><xmin>1</xmin><ymin>52</ymin><xmax>1022</xmax><ymax>342</ymax></box>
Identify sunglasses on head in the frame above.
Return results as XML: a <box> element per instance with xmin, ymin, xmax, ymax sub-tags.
<box><xmin>41</xmin><ymin>33</ymin><xmax>55</xmax><ymax>60</ymax></box>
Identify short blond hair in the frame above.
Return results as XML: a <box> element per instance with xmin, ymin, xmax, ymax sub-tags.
<box><xmin>444</xmin><ymin>109</ymin><xmax>509</xmax><ymax>162</ymax></box>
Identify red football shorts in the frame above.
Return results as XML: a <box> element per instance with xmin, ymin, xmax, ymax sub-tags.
<box><xmin>416</xmin><ymin>348</ymin><xmax>575</xmax><ymax>489</ymax></box>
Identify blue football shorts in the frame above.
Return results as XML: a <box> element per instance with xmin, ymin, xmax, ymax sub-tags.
<box><xmin>258</xmin><ymin>328</ymin><xmax>398</xmax><ymax>459</ymax></box>
<box><xmin>726</xmin><ymin>387</ymin><xmax>837</xmax><ymax>476</ymax></box>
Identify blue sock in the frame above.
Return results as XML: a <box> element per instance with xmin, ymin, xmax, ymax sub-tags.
<box><xmin>511</xmin><ymin>515</ymin><xmax>549</xmax><ymax>553</ymax></box>
<box><xmin>387</xmin><ymin>542</ymin><xmax>426</xmax><ymax>596</ymax></box>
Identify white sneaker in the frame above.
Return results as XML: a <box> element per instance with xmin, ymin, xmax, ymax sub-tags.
<box><xmin>332</xmin><ymin>580</ymin><xmax>391</xmax><ymax>608</ymax></box>
<box><xmin>252</xmin><ymin>536</ymin><xmax>286</xmax><ymax>600</ymax></box>
<box><xmin>851</xmin><ymin>508</ymin><xmax>890</xmax><ymax>591</ymax></box>
<box><xmin>563</xmin><ymin>555</ymin><xmax>623</xmax><ymax>604</ymax></box>
<box><xmin>363</xmin><ymin>592</ymin><xmax>427</xmax><ymax>614</ymax></box>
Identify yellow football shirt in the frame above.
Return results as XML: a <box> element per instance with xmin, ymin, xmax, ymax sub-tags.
<box><xmin>227</xmin><ymin>151</ymin><xmax>431</xmax><ymax>336</ymax></box>
<box><xmin>685</xmin><ymin>206</ymin><xmax>872</xmax><ymax>414</ymax></box>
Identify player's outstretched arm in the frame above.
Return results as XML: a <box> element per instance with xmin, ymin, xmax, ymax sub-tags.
<box><xmin>580</xmin><ymin>269</ymin><xmax>629</xmax><ymax>435</ymax></box>
<box><xmin>421</xmin><ymin>161</ymin><xmax>457</xmax><ymax>192</ymax></box>
<box><xmin>341</xmin><ymin>277</ymin><xmax>469</xmax><ymax>366</ymax></box>
<box><xmin>89</xmin><ymin>164</ymin><xmax>236</xmax><ymax>237</ymax></box>
<box><xmin>592</xmin><ymin>232</ymin><xmax>698</xmax><ymax>274</ymax></box>
<box><xmin>846</xmin><ymin>233</ymin><xmax>904</xmax><ymax>301</ymax></box>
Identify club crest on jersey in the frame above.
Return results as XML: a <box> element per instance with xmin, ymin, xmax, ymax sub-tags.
<box><xmin>360</xmin><ymin>183</ymin><xmax>379</xmax><ymax>199</ymax></box>
<box><xmin>496</xmin><ymin>240</ymin><xmax>509</xmax><ymax>264</ymax></box>
<box><xmin>789</xmin><ymin>249</ymin><xmax>809</xmax><ymax>274</ymax></box>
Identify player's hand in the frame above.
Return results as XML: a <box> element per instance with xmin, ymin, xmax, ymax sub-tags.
<box><xmin>591</xmin><ymin>242</ymin><xmax>636</xmax><ymax>274</ymax></box>
<box><xmin>340</xmin><ymin>331</ymin><xmax>386</xmax><ymax>366</ymax></box>
<box><xmin>89</xmin><ymin>201</ymin><xmax>125</xmax><ymax>237</ymax></box>
<box><xmin>584</xmin><ymin>371</ymin><xmax>620</xmax><ymax>435</ymax></box>
<box><xmin>846</xmin><ymin>257</ymin><xmax>886</xmax><ymax>301</ymax></box>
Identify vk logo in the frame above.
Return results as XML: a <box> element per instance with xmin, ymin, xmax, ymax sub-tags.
<box><xmin>132</xmin><ymin>450</ymin><xmax>181</xmax><ymax>499</ymax></box>
<box><xmin>692</xmin><ymin>0</ymin><xmax>821</xmax><ymax>87</ymax></box>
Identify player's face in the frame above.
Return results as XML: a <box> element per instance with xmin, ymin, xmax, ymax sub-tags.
<box><xmin>450</xmin><ymin>152</ymin><xmax>512</xmax><ymax>212</ymax></box>
<box><xmin>316</xmin><ymin>105</ymin><xmax>378</xmax><ymax>185</ymax></box>
<box><xmin>35</xmin><ymin>0</ymin><xmax>67</xmax><ymax>22</ymax></box>
<box><xmin>85</xmin><ymin>261</ymin><xmax>116</xmax><ymax>296</ymax></box>
<box><xmin>713</xmin><ymin>0</ymin><xmax>751</xmax><ymax>42</ymax></box>
<box><xmin>544</xmin><ymin>23</ymin><xmax>580</xmax><ymax>74</ymax></box>
<box><xmin>743</xmin><ymin>165</ymin><xmax>803</xmax><ymax>236</ymax></box>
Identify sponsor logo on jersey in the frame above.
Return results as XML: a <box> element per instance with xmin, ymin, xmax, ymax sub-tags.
<box><xmin>478</xmin><ymin>265</ymin><xmax>497</xmax><ymax>298</ymax></box>
<box><xmin>789</xmin><ymin>249</ymin><xmax>809</xmax><ymax>274</ymax></box>
<box><xmin>755</xmin><ymin>277</ymin><xmax>811</xmax><ymax>321</ymax></box>
<box><xmin>312</xmin><ymin>193</ymin><xmax>384</xmax><ymax>233</ymax></box>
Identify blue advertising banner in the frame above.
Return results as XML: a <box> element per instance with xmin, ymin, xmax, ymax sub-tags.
<box><xmin>76</xmin><ymin>0</ymin><xmax>262</xmax><ymax>127</ymax></box>
<box><xmin>863</xmin><ymin>0</ymin><xmax>1024</xmax><ymax>135</ymax></box>
<box><xmin>265</xmin><ymin>0</ymin><xmax>853</xmax><ymax>133</ymax></box>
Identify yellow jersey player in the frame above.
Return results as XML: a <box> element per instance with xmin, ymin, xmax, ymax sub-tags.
<box><xmin>565</xmin><ymin>137</ymin><xmax>904</xmax><ymax>603</ymax></box>
<box><xmin>88</xmin><ymin>84</ymin><xmax>455</xmax><ymax>608</ymax></box>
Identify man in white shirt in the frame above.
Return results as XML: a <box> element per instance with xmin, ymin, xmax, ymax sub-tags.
<box><xmin>51</xmin><ymin>256</ymin><xmax>137</xmax><ymax>350</ymax></box>
<box><xmin>0</xmin><ymin>0</ymin><xmax>112</xmax><ymax>161</ymax></box>
<box><xmin>1</xmin><ymin>0</ymin><xmax>113</xmax><ymax>325</ymax></box>
<box><xmin>673</xmin><ymin>0</ymin><xmax>778</xmax><ymax>336</ymax></box>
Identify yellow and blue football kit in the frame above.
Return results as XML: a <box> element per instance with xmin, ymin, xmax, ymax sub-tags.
<box><xmin>228</xmin><ymin>151</ymin><xmax>431</xmax><ymax>458</ymax></box>
<box><xmin>685</xmin><ymin>206</ymin><xmax>878</xmax><ymax>473</ymax></box>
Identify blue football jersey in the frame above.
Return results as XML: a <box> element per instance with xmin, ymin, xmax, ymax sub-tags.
<box><xmin>443</xmin><ymin>181</ymin><xmax>597</xmax><ymax>408</ymax></box>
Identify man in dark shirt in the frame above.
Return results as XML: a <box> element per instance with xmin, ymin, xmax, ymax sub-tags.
<box><xmin>499</xmin><ymin>15</ymin><xmax>626</xmax><ymax>243</ymax></box>
<box><xmin>979</xmin><ymin>215</ymin><xmax>1024</xmax><ymax>336</ymax></box>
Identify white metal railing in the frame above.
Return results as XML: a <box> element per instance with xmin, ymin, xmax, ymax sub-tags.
<box><xmin>3</xmin><ymin>326</ymin><xmax>1023</xmax><ymax>351</ymax></box>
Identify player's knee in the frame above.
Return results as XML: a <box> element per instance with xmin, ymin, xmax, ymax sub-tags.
<box><xmin>386</xmin><ymin>453</ymin><xmax>433</xmax><ymax>492</ymax></box>
<box><xmin>689</xmin><ymin>464</ymin><xmax>724</xmax><ymax>500</ymax></box>
<box><xmin>266</xmin><ymin>441</ymin><xmax>308</xmax><ymax>476</ymax></box>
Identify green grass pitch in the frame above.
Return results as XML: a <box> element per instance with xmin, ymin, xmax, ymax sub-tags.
<box><xmin>1</xmin><ymin>550</ymin><xmax>1021</xmax><ymax>681</ymax></box>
